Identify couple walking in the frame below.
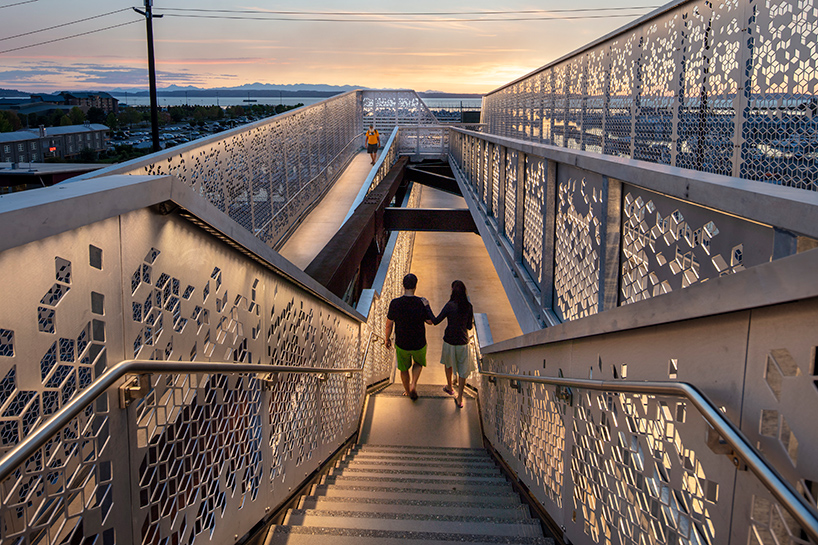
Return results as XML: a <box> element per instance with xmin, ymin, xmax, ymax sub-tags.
<box><xmin>384</xmin><ymin>273</ymin><xmax>474</xmax><ymax>408</ymax></box>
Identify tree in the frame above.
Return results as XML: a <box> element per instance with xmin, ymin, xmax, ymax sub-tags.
<box><xmin>60</xmin><ymin>115</ymin><xmax>72</xmax><ymax>126</ymax></box>
<box><xmin>69</xmin><ymin>106</ymin><xmax>85</xmax><ymax>125</ymax></box>
<box><xmin>0</xmin><ymin>111</ymin><xmax>22</xmax><ymax>132</ymax></box>
<box><xmin>105</xmin><ymin>112</ymin><xmax>118</xmax><ymax>129</ymax></box>
<box><xmin>49</xmin><ymin>110</ymin><xmax>64</xmax><ymax>127</ymax></box>
<box><xmin>86</xmin><ymin>107</ymin><xmax>106</xmax><ymax>124</ymax></box>
<box><xmin>118</xmin><ymin>107</ymin><xmax>142</xmax><ymax>127</ymax></box>
<box><xmin>78</xmin><ymin>147</ymin><xmax>97</xmax><ymax>162</ymax></box>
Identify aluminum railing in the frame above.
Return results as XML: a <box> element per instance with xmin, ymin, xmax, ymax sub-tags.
<box><xmin>472</xmin><ymin>243</ymin><xmax>818</xmax><ymax>545</ymax></box>
<box><xmin>482</xmin><ymin>0</ymin><xmax>818</xmax><ymax>193</ymax></box>
<box><xmin>449</xmin><ymin>127</ymin><xmax>818</xmax><ymax>330</ymax></box>
<box><xmin>0</xmin><ymin>360</ymin><xmax>364</xmax><ymax>485</ymax></box>
<box><xmin>477</xmin><ymin>368</ymin><xmax>818</xmax><ymax>543</ymax></box>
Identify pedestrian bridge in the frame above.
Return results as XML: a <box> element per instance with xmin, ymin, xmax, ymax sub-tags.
<box><xmin>2</xmin><ymin>1</ymin><xmax>818</xmax><ymax>544</ymax></box>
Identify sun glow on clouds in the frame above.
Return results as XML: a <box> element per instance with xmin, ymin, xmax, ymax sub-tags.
<box><xmin>0</xmin><ymin>0</ymin><xmax>643</xmax><ymax>93</ymax></box>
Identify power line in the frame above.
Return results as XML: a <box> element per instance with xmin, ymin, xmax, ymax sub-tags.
<box><xmin>157</xmin><ymin>6</ymin><xmax>660</xmax><ymax>16</ymax></box>
<box><xmin>0</xmin><ymin>8</ymin><xmax>132</xmax><ymax>42</ymax></box>
<box><xmin>0</xmin><ymin>20</ymin><xmax>140</xmax><ymax>55</ymax></box>
<box><xmin>158</xmin><ymin>13</ymin><xmax>656</xmax><ymax>24</ymax></box>
<box><xmin>0</xmin><ymin>0</ymin><xmax>38</xmax><ymax>9</ymax></box>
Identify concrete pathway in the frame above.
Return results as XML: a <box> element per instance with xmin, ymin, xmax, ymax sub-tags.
<box><xmin>360</xmin><ymin>186</ymin><xmax>523</xmax><ymax>451</ymax></box>
<box><xmin>279</xmin><ymin>158</ymin><xmax>523</xmax><ymax>449</ymax></box>
<box><xmin>279</xmin><ymin>151</ymin><xmax>373</xmax><ymax>269</ymax></box>
<box><xmin>410</xmin><ymin>187</ymin><xmax>522</xmax><ymax>391</ymax></box>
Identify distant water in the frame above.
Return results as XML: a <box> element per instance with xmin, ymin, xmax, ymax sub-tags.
<box><xmin>111</xmin><ymin>95</ymin><xmax>483</xmax><ymax>109</ymax></box>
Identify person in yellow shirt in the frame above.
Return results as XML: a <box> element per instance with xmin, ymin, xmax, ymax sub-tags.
<box><xmin>366</xmin><ymin>124</ymin><xmax>380</xmax><ymax>164</ymax></box>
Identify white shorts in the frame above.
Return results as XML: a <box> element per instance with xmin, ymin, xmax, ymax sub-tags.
<box><xmin>440</xmin><ymin>341</ymin><xmax>473</xmax><ymax>378</ymax></box>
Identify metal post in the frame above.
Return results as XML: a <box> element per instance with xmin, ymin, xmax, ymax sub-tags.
<box><xmin>134</xmin><ymin>0</ymin><xmax>163</xmax><ymax>153</ymax></box>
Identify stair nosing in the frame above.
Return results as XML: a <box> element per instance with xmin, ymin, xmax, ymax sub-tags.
<box><xmin>286</xmin><ymin>509</ymin><xmax>538</xmax><ymax>525</ymax></box>
<box><xmin>299</xmin><ymin>496</ymin><xmax>527</xmax><ymax>509</ymax></box>
<box><xmin>272</xmin><ymin>525</ymin><xmax>549</xmax><ymax>543</ymax></box>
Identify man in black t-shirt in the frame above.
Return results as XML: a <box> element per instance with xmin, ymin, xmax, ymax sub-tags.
<box><xmin>385</xmin><ymin>273</ymin><xmax>433</xmax><ymax>400</ymax></box>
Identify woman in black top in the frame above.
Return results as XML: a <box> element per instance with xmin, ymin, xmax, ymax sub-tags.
<box><xmin>432</xmin><ymin>280</ymin><xmax>474</xmax><ymax>408</ymax></box>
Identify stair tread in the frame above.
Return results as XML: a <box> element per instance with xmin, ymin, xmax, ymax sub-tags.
<box><xmin>283</xmin><ymin>510</ymin><xmax>542</xmax><ymax>537</ymax></box>
<box><xmin>333</xmin><ymin>467</ymin><xmax>502</xmax><ymax>478</ymax></box>
<box><xmin>309</xmin><ymin>485</ymin><xmax>520</xmax><ymax>504</ymax></box>
<box><xmin>299</xmin><ymin>497</ymin><xmax>531</xmax><ymax>518</ymax></box>
<box><xmin>268</xmin><ymin>525</ymin><xmax>553</xmax><ymax>544</ymax></box>
<box><xmin>358</xmin><ymin>445</ymin><xmax>488</xmax><ymax>453</ymax></box>
<box><xmin>324</xmin><ymin>474</ymin><xmax>508</xmax><ymax>487</ymax></box>
<box><xmin>348</xmin><ymin>452</ymin><xmax>493</xmax><ymax>462</ymax></box>
<box><xmin>341</xmin><ymin>460</ymin><xmax>496</xmax><ymax>469</ymax></box>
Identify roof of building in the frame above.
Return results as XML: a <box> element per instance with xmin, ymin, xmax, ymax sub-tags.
<box><xmin>0</xmin><ymin>98</ymin><xmax>29</xmax><ymax>106</ymax></box>
<box><xmin>12</xmin><ymin>104</ymin><xmax>72</xmax><ymax>116</ymax></box>
<box><xmin>0</xmin><ymin>124</ymin><xmax>110</xmax><ymax>143</ymax></box>
<box><xmin>0</xmin><ymin>131</ymin><xmax>37</xmax><ymax>144</ymax></box>
<box><xmin>42</xmin><ymin>124</ymin><xmax>109</xmax><ymax>135</ymax></box>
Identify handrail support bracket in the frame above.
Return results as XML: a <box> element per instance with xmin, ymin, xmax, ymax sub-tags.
<box><xmin>119</xmin><ymin>374</ymin><xmax>152</xmax><ymax>408</ymax></box>
<box><xmin>706</xmin><ymin>428</ymin><xmax>748</xmax><ymax>471</ymax></box>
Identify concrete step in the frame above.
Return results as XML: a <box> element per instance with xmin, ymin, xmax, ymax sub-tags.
<box><xmin>332</xmin><ymin>464</ymin><xmax>502</xmax><ymax>479</ymax></box>
<box><xmin>355</xmin><ymin>445</ymin><xmax>488</xmax><ymax>456</ymax></box>
<box><xmin>340</xmin><ymin>457</ymin><xmax>497</xmax><ymax>470</ymax></box>
<box><xmin>308</xmin><ymin>483</ymin><xmax>520</xmax><ymax>504</ymax></box>
<box><xmin>266</xmin><ymin>525</ymin><xmax>554</xmax><ymax>544</ymax></box>
<box><xmin>298</xmin><ymin>496</ymin><xmax>532</xmax><ymax>519</ymax></box>
<box><xmin>282</xmin><ymin>509</ymin><xmax>544</xmax><ymax>537</ymax></box>
<box><xmin>347</xmin><ymin>449</ymin><xmax>493</xmax><ymax>463</ymax></box>
<box><xmin>321</xmin><ymin>474</ymin><xmax>510</xmax><ymax>493</ymax></box>
<box><xmin>339</xmin><ymin>452</ymin><xmax>497</xmax><ymax>466</ymax></box>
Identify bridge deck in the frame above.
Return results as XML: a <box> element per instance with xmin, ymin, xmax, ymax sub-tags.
<box><xmin>279</xmin><ymin>152</ymin><xmax>522</xmax><ymax>448</ymax></box>
<box><xmin>279</xmin><ymin>150</ymin><xmax>375</xmax><ymax>269</ymax></box>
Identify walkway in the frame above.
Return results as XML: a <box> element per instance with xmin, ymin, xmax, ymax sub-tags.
<box><xmin>279</xmin><ymin>150</ymin><xmax>374</xmax><ymax>269</ymax></box>
<box><xmin>411</xmin><ymin>187</ymin><xmax>522</xmax><ymax>390</ymax></box>
<box><xmin>280</xmin><ymin>155</ymin><xmax>522</xmax><ymax>412</ymax></box>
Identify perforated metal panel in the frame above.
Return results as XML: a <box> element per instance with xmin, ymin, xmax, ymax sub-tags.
<box><xmin>481</xmin><ymin>0</ymin><xmax>818</xmax><ymax>192</ymax></box>
<box><xmin>523</xmin><ymin>156</ymin><xmax>546</xmax><ymax>284</ymax></box>
<box><xmin>0</xmin><ymin>191</ymin><xmax>396</xmax><ymax>544</ymax></box>
<box><xmin>620</xmin><ymin>186</ymin><xmax>775</xmax><ymax>305</ymax></box>
<box><xmin>361</xmin><ymin>90</ymin><xmax>439</xmax><ymax>136</ymax></box>
<box><xmin>504</xmin><ymin>149</ymin><xmax>518</xmax><ymax>243</ymax></box>
<box><xmin>476</xmin><ymin>305</ymin><xmax>807</xmax><ymax>545</ymax></box>
<box><xmin>553</xmin><ymin>166</ymin><xmax>605</xmax><ymax>322</ymax></box>
<box><xmin>0</xmin><ymin>218</ymin><xmax>125</xmax><ymax>545</ymax></box>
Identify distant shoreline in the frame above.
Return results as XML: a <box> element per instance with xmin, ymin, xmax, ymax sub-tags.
<box><xmin>0</xmin><ymin>87</ymin><xmax>483</xmax><ymax>100</ymax></box>
<box><xmin>117</xmin><ymin>90</ymin><xmax>484</xmax><ymax>99</ymax></box>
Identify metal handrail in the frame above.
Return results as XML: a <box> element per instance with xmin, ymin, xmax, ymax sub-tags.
<box><xmin>0</xmin><ymin>359</ymin><xmax>363</xmax><ymax>484</ymax></box>
<box><xmin>478</xmin><ymin>367</ymin><xmax>818</xmax><ymax>542</ymax></box>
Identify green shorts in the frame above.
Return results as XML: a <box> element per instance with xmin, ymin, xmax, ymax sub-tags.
<box><xmin>395</xmin><ymin>345</ymin><xmax>427</xmax><ymax>372</ymax></box>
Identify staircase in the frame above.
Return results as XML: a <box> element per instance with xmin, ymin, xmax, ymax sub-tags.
<box><xmin>265</xmin><ymin>444</ymin><xmax>553</xmax><ymax>544</ymax></box>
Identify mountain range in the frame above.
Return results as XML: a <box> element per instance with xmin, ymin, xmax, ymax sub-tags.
<box><xmin>1</xmin><ymin>84</ymin><xmax>481</xmax><ymax>99</ymax></box>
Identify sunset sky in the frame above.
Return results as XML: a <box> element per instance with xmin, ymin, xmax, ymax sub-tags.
<box><xmin>0</xmin><ymin>0</ymin><xmax>659</xmax><ymax>94</ymax></box>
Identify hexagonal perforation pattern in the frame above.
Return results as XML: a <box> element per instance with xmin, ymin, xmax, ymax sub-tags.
<box><xmin>620</xmin><ymin>186</ymin><xmax>775</xmax><ymax>305</ymax></box>
<box><xmin>523</xmin><ymin>156</ymin><xmax>545</xmax><ymax>283</ymax></box>
<box><xmin>483</xmin><ymin>0</ymin><xmax>818</xmax><ymax>193</ymax></box>
<box><xmin>554</xmin><ymin>171</ymin><xmax>604</xmax><ymax>322</ymax></box>
<box><xmin>0</xmin><ymin>247</ymin><xmax>112</xmax><ymax>545</ymax></box>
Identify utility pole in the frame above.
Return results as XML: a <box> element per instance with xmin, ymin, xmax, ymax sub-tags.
<box><xmin>134</xmin><ymin>0</ymin><xmax>163</xmax><ymax>153</ymax></box>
